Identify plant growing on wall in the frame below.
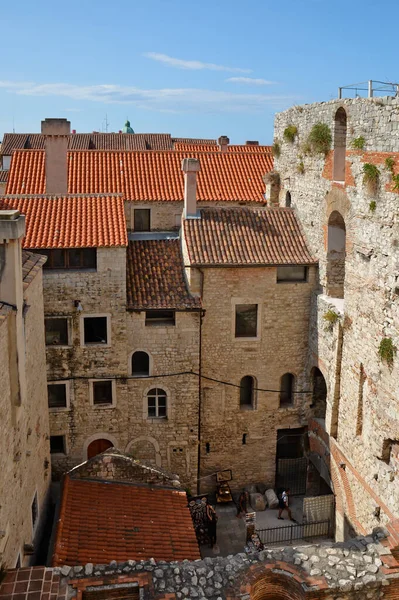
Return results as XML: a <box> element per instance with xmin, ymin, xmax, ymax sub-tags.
<box><xmin>283</xmin><ymin>125</ymin><xmax>298</xmax><ymax>143</ymax></box>
<box><xmin>385</xmin><ymin>156</ymin><xmax>395</xmax><ymax>175</ymax></box>
<box><xmin>369</xmin><ymin>200</ymin><xmax>376</xmax><ymax>212</ymax></box>
<box><xmin>351</xmin><ymin>136</ymin><xmax>365</xmax><ymax>150</ymax></box>
<box><xmin>363</xmin><ymin>163</ymin><xmax>380</xmax><ymax>194</ymax></box>
<box><xmin>392</xmin><ymin>174</ymin><xmax>399</xmax><ymax>193</ymax></box>
<box><xmin>297</xmin><ymin>161</ymin><xmax>305</xmax><ymax>174</ymax></box>
<box><xmin>272</xmin><ymin>140</ymin><xmax>281</xmax><ymax>158</ymax></box>
<box><xmin>323</xmin><ymin>309</ymin><xmax>340</xmax><ymax>330</ymax></box>
<box><xmin>378</xmin><ymin>337</ymin><xmax>396</xmax><ymax>367</ymax></box>
<box><xmin>307</xmin><ymin>123</ymin><xmax>332</xmax><ymax>156</ymax></box>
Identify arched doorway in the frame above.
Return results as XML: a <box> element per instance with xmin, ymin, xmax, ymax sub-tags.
<box><xmin>333</xmin><ymin>107</ymin><xmax>347</xmax><ymax>182</ymax></box>
<box><xmin>311</xmin><ymin>367</ymin><xmax>327</xmax><ymax>419</ymax></box>
<box><xmin>87</xmin><ymin>438</ymin><xmax>113</xmax><ymax>459</ymax></box>
<box><xmin>327</xmin><ymin>210</ymin><xmax>346</xmax><ymax>298</ymax></box>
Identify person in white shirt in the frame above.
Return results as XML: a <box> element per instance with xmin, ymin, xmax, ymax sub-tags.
<box><xmin>278</xmin><ymin>488</ymin><xmax>293</xmax><ymax>521</ymax></box>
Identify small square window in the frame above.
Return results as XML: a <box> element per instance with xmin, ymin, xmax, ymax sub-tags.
<box><xmin>50</xmin><ymin>435</ymin><xmax>66</xmax><ymax>454</ymax></box>
<box><xmin>48</xmin><ymin>383</ymin><xmax>67</xmax><ymax>409</ymax></box>
<box><xmin>277</xmin><ymin>266</ymin><xmax>307</xmax><ymax>282</ymax></box>
<box><xmin>31</xmin><ymin>492</ymin><xmax>38</xmax><ymax>531</ymax></box>
<box><xmin>92</xmin><ymin>380</ymin><xmax>113</xmax><ymax>405</ymax></box>
<box><xmin>235</xmin><ymin>304</ymin><xmax>258</xmax><ymax>338</ymax></box>
<box><xmin>45</xmin><ymin>317</ymin><xmax>69</xmax><ymax>346</ymax></box>
<box><xmin>83</xmin><ymin>317</ymin><xmax>108</xmax><ymax>344</ymax></box>
<box><xmin>145</xmin><ymin>310</ymin><xmax>175</xmax><ymax>326</ymax></box>
<box><xmin>134</xmin><ymin>209</ymin><xmax>151</xmax><ymax>232</ymax></box>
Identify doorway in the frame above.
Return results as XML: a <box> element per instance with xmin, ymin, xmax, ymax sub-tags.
<box><xmin>87</xmin><ymin>438</ymin><xmax>113</xmax><ymax>459</ymax></box>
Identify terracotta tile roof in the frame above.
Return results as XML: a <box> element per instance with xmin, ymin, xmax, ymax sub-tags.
<box><xmin>172</xmin><ymin>137</ymin><xmax>217</xmax><ymax>145</ymax></box>
<box><xmin>6</xmin><ymin>150</ymin><xmax>273</xmax><ymax>202</ymax></box>
<box><xmin>184</xmin><ymin>208</ymin><xmax>317</xmax><ymax>266</ymax></box>
<box><xmin>228</xmin><ymin>144</ymin><xmax>273</xmax><ymax>153</ymax></box>
<box><xmin>0</xmin><ymin>194</ymin><xmax>127</xmax><ymax>248</ymax></box>
<box><xmin>174</xmin><ymin>143</ymin><xmax>218</xmax><ymax>152</ymax></box>
<box><xmin>0</xmin><ymin>567</ymin><xmax>64</xmax><ymax>600</ymax></box>
<box><xmin>0</xmin><ymin>170</ymin><xmax>8</xmax><ymax>182</ymax></box>
<box><xmin>53</xmin><ymin>476</ymin><xmax>200</xmax><ymax>566</ymax></box>
<box><xmin>127</xmin><ymin>239</ymin><xmax>200</xmax><ymax>310</ymax></box>
<box><xmin>22</xmin><ymin>250</ymin><xmax>46</xmax><ymax>288</ymax></box>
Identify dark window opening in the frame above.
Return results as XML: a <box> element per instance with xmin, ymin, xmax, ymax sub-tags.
<box><xmin>206</xmin><ymin>442</ymin><xmax>210</xmax><ymax>454</ymax></box>
<box><xmin>50</xmin><ymin>435</ymin><xmax>65</xmax><ymax>454</ymax></box>
<box><xmin>48</xmin><ymin>384</ymin><xmax>67</xmax><ymax>409</ymax></box>
<box><xmin>235</xmin><ymin>304</ymin><xmax>258</xmax><ymax>337</ymax></box>
<box><xmin>134</xmin><ymin>209</ymin><xmax>151</xmax><ymax>232</ymax></box>
<box><xmin>31</xmin><ymin>493</ymin><xmax>38</xmax><ymax>530</ymax></box>
<box><xmin>276</xmin><ymin>427</ymin><xmax>307</xmax><ymax>459</ymax></box>
<box><xmin>147</xmin><ymin>388</ymin><xmax>167</xmax><ymax>418</ymax></box>
<box><xmin>93</xmin><ymin>380</ymin><xmax>113</xmax><ymax>405</ymax></box>
<box><xmin>145</xmin><ymin>310</ymin><xmax>175</xmax><ymax>326</ymax></box>
<box><xmin>84</xmin><ymin>317</ymin><xmax>108</xmax><ymax>344</ymax></box>
<box><xmin>333</xmin><ymin>107</ymin><xmax>347</xmax><ymax>182</ymax></box>
<box><xmin>242</xmin><ymin>433</ymin><xmax>247</xmax><ymax>445</ymax></box>
<box><xmin>240</xmin><ymin>376</ymin><xmax>255</xmax><ymax>409</ymax></box>
<box><xmin>311</xmin><ymin>367</ymin><xmax>327</xmax><ymax>420</ymax></box>
<box><xmin>45</xmin><ymin>317</ymin><xmax>69</xmax><ymax>345</ymax></box>
<box><xmin>277</xmin><ymin>266</ymin><xmax>307</xmax><ymax>282</ymax></box>
<box><xmin>285</xmin><ymin>191</ymin><xmax>292</xmax><ymax>207</ymax></box>
<box><xmin>280</xmin><ymin>373</ymin><xmax>294</xmax><ymax>406</ymax></box>
<box><xmin>132</xmin><ymin>351</ymin><xmax>150</xmax><ymax>376</ymax></box>
<box><xmin>381</xmin><ymin>439</ymin><xmax>399</xmax><ymax>464</ymax></box>
<box><xmin>327</xmin><ymin>210</ymin><xmax>346</xmax><ymax>299</ymax></box>
<box><xmin>41</xmin><ymin>248</ymin><xmax>97</xmax><ymax>270</ymax></box>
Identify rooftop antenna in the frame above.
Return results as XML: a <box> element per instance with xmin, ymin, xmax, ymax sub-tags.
<box><xmin>104</xmin><ymin>113</ymin><xmax>109</xmax><ymax>133</ymax></box>
<box><xmin>12</xmin><ymin>115</ymin><xmax>15</xmax><ymax>134</ymax></box>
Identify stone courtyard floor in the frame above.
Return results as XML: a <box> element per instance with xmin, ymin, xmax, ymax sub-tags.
<box><xmin>200</xmin><ymin>496</ymin><xmax>304</xmax><ymax>558</ymax></box>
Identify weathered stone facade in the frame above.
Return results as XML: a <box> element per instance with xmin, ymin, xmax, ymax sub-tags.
<box><xmin>274</xmin><ymin>97</ymin><xmax>399</xmax><ymax>539</ymax></box>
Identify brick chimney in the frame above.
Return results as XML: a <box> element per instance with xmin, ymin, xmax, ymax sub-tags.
<box><xmin>218</xmin><ymin>135</ymin><xmax>230</xmax><ymax>153</ymax></box>
<box><xmin>0</xmin><ymin>209</ymin><xmax>27</xmax><ymax>406</ymax></box>
<box><xmin>246</xmin><ymin>140</ymin><xmax>259</xmax><ymax>146</ymax></box>
<box><xmin>182</xmin><ymin>158</ymin><xmax>200</xmax><ymax>219</ymax></box>
<box><xmin>41</xmin><ymin>118</ymin><xmax>70</xmax><ymax>194</ymax></box>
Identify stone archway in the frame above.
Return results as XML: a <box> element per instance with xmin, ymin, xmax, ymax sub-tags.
<box><xmin>326</xmin><ymin>210</ymin><xmax>346</xmax><ymax>298</ymax></box>
<box><xmin>311</xmin><ymin>367</ymin><xmax>327</xmax><ymax>419</ymax></box>
<box><xmin>87</xmin><ymin>439</ymin><xmax>113</xmax><ymax>459</ymax></box>
<box><xmin>249</xmin><ymin>569</ymin><xmax>306</xmax><ymax>600</ymax></box>
<box><xmin>125</xmin><ymin>436</ymin><xmax>162</xmax><ymax>467</ymax></box>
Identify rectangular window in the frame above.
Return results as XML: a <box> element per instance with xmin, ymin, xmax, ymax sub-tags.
<box><xmin>41</xmin><ymin>248</ymin><xmax>97</xmax><ymax>270</ymax></box>
<box><xmin>45</xmin><ymin>317</ymin><xmax>69</xmax><ymax>346</ymax></box>
<box><xmin>174</xmin><ymin>213</ymin><xmax>182</xmax><ymax>228</ymax></box>
<box><xmin>277</xmin><ymin>266</ymin><xmax>308</xmax><ymax>282</ymax></box>
<box><xmin>83</xmin><ymin>316</ymin><xmax>108</xmax><ymax>344</ymax></box>
<box><xmin>145</xmin><ymin>310</ymin><xmax>175</xmax><ymax>326</ymax></box>
<box><xmin>92</xmin><ymin>380</ymin><xmax>113</xmax><ymax>405</ymax></box>
<box><xmin>235</xmin><ymin>304</ymin><xmax>258</xmax><ymax>338</ymax></box>
<box><xmin>50</xmin><ymin>435</ymin><xmax>66</xmax><ymax>454</ymax></box>
<box><xmin>48</xmin><ymin>383</ymin><xmax>67</xmax><ymax>409</ymax></box>
<box><xmin>31</xmin><ymin>493</ymin><xmax>38</xmax><ymax>532</ymax></box>
<box><xmin>134</xmin><ymin>209</ymin><xmax>151</xmax><ymax>232</ymax></box>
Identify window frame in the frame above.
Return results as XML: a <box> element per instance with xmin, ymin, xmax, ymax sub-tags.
<box><xmin>233</xmin><ymin>302</ymin><xmax>259</xmax><ymax>340</ymax></box>
<box><xmin>47</xmin><ymin>380</ymin><xmax>70</xmax><ymax>411</ymax></box>
<box><xmin>279</xmin><ymin>373</ymin><xmax>295</xmax><ymax>407</ymax></box>
<box><xmin>50</xmin><ymin>435</ymin><xmax>67</xmax><ymax>455</ymax></box>
<box><xmin>81</xmin><ymin>314</ymin><xmax>111</xmax><ymax>347</ymax></box>
<box><xmin>134</xmin><ymin>208</ymin><xmax>151</xmax><ymax>232</ymax></box>
<box><xmin>90</xmin><ymin>379</ymin><xmax>116</xmax><ymax>408</ymax></box>
<box><xmin>239</xmin><ymin>375</ymin><xmax>256</xmax><ymax>410</ymax></box>
<box><xmin>44</xmin><ymin>316</ymin><xmax>71</xmax><ymax>347</ymax></box>
<box><xmin>131</xmin><ymin>350</ymin><xmax>151</xmax><ymax>378</ymax></box>
<box><xmin>147</xmin><ymin>388</ymin><xmax>168</xmax><ymax>420</ymax></box>
<box><xmin>41</xmin><ymin>248</ymin><xmax>97</xmax><ymax>271</ymax></box>
<box><xmin>276</xmin><ymin>266</ymin><xmax>308</xmax><ymax>283</ymax></box>
<box><xmin>145</xmin><ymin>310</ymin><xmax>176</xmax><ymax>326</ymax></box>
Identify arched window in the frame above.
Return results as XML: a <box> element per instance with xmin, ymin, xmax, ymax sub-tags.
<box><xmin>132</xmin><ymin>351</ymin><xmax>150</xmax><ymax>377</ymax></box>
<box><xmin>327</xmin><ymin>210</ymin><xmax>346</xmax><ymax>298</ymax></box>
<box><xmin>147</xmin><ymin>388</ymin><xmax>167</xmax><ymax>418</ymax></box>
<box><xmin>240</xmin><ymin>376</ymin><xmax>255</xmax><ymax>409</ymax></box>
<box><xmin>333</xmin><ymin>107</ymin><xmax>347</xmax><ymax>182</ymax></box>
<box><xmin>285</xmin><ymin>191</ymin><xmax>292</xmax><ymax>207</ymax></box>
<box><xmin>280</xmin><ymin>373</ymin><xmax>294</xmax><ymax>407</ymax></box>
<box><xmin>311</xmin><ymin>367</ymin><xmax>327</xmax><ymax>420</ymax></box>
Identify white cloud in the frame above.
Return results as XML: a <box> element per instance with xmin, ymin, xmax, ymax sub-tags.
<box><xmin>143</xmin><ymin>52</ymin><xmax>251</xmax><ymax>74</ymax></box>
<box><xmin>226</xmin><ymin>77</ymin><xmax>277</xmax><ymax>86</ymax></box>
<box><xmin>0</xmin><ymin>80</ymin><xmax>296</xmax><ymax>114</ymax></box>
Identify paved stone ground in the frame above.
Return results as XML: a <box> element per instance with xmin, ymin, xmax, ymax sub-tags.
<box><xmin>200</xmin><ymin>496</ymin><xmax>304</xmax><ymax>558</ymax></box>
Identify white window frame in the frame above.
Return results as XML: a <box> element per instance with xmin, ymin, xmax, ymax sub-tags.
<box><xmin>80</xmin><ymin>313</ymin><xmax>111</xmax><ymax>347</ymax></box>
<box><xmin>47</xmin><ymin>380</ymin><xmax>71</xmax><ymax>412</ymax></box>
<box><xmin>89</xmin><ymin>378</ymin><xmax>116</xmax><ymax>409</ymax></box>
<box><xmin>31</xmin><ymin>491</ymin><xmax>39</xmax><ymax>535</ymax></box>
<box><xmin>232</xmin><ymin>299</ymin><xmax>261</xmax><ymax>342</ymax></box>
<box><xmin>130</xmin><ymin>349</ymin><xmax>152</xmax><ymax>378</ymax></box>
<box><xmin>144</xmin><ymin>385</ymin><xmax>170</xmax><ymax>421</ymax></box>
<box><xmin>50</xmin><ymin>434</ymin><xmax>68</xmax><ymax>456</ymax></box>
<box><xmin>44</xmin><ymin>316</ymin><xmax>72</xmax><ymax>347</ymax></box>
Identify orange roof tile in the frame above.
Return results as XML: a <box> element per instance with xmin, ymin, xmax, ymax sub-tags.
<box><xmin>184</xmin><ymin>208</ymin><xmax>317</xmax><ymax>266</ymax></box>
<box><xmin>0</xmin><ymin>567</ymin><xmax>62</xmax><ymax>599</ymax></box>
<box><xmin>6</xmin><ymin>149</ymin><xmax>273</xmax><ymax>202</ymax></box>
<box><xmin>127</xmin><ymin>239</ymin><xmax>200</xmax><ymax>310</ymax></box>
<box><xmin>173</xmin><ymin>143</ymin><xmax>272</xmax><ymax>154</ymax></box>
<box><xmin>52</xmin><ymin>476</ymin><xmax>200</xmax><ymax>566</ymax></box>
<box><xmin>228</xmin><ymin>144</ymin><xmax>273</xmax><ymax>153</ymax></box>
<box><xmin>0</xmin><ymin>194</ymin><xmax>127</xmax><ymax>248</ymax></box>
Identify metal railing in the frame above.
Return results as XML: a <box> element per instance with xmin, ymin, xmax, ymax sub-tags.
<box><xmin>256</xmin><ymin>519</ymin><xmax>331</xmax><ymax>546</ymax></box>
<box><xmin>338</xmin><ymin>80</ymin><xmax>399</xmax><ymax>99</ymax></box>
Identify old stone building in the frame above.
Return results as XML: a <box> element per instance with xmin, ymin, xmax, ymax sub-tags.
<box><xmin>273</xmin><ymin>96</ymin><xmax>399</xmax><ymax>540</ymax></box>
<box><xmin>0</xmin><ymin>209</ymin><xmax>50</xmax><ymax>568</ymax></box>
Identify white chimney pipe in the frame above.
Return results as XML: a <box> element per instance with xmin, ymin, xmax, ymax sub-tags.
<box><xmin>182</xmin><ymin>158</ymin><xmax>200</xmax><ymax>219</ymax></box>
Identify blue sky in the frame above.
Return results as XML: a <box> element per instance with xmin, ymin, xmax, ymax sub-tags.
<box><xmin>1</xmin><ymin>0</ymin><xmax>397</xmax><ymax>144</ymax></box>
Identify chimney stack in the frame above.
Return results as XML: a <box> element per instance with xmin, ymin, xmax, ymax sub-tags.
<box><xmin>41</xmin><ymin>118</ymin><xmax>70</xmax><ymax>195</ymax></box>
<box><xmin>182</xmin><ymin>158</ymin><xmax>200</xmax><ymax>219</ymax></box>
<box><xmin>246</xmin><ymin>140</ymin><xmax>259</xmax><ymax>146</ymax></box>
<box><xmin>218</xmin><ymin>135</ymin><xmax>230</xmax><ymax>153</ymax></box>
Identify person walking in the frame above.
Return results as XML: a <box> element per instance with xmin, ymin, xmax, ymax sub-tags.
<box><xmin>206</xmin><ymin>500</ymin><xmax>218</xmax><ymax>549</ymax></box>
<box><xmin>236</xmin><ymin>490</ymin><xmax>248</xmax><ymax>518</ymax></box>
<box><xmin>277</xmin><ymin>488</ymin><xmax>294</xmax><ymax>521</ymax></box>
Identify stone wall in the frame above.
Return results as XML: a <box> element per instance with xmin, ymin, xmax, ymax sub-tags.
<box><xmin>274</xmin><ymin>97</ymin><xmax>399</xmax><ymax>538</ymax></box>
<box><xmin>198</xmin><ymin>265</ymin><xmax>317</xmax><ymax>492</ymax></box>
<box><xmin>0</xmin><ymin>270</ymin><xmax>51</xmax><ymax>568</ymax></box>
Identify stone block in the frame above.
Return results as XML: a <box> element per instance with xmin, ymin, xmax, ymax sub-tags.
<box><xmin>249</xmin><ymin>492</ymin><xmax>266</xmax><ymax>511</ymax></box>
<box><xmin>265</xmin><ymin>488</ymin><xmax>279</xmax><ymax>509</ymax></box>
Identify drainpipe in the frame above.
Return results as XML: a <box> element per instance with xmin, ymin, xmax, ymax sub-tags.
<box><xmin>196</xmin><ymin>268</ymin><xmax>205</xmax><ymax>496</ymax></box>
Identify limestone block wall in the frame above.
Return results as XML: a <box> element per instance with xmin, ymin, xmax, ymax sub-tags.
<box><xmin>198</xmin><ymin>265</ymin><xmax>317</xmax><ymax>492</ymax></box>
<box><xmin>0</xmin><ymin>271</ymin><xmax>50</xmax><ymax>568</ymax></box>
<box><xmin>274</xmin><ymin>97</ymin><xmax>399</xmax><ymax>534</ymax></box>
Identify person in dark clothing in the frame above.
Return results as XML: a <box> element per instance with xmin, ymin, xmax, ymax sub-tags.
<box><xmin>277</xmin><ymin>488</ymin><xmax>294</xmax><ymax>521</ymax></box>
<box><xmin>206</xmin><ymin>501</ymin><xmax>218</xmax><ymax>548</ymax></box>
<box><xmin>236</xmin><ymin>490</ymin><xmax>248</xmax><ymax>518</ymax></box>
